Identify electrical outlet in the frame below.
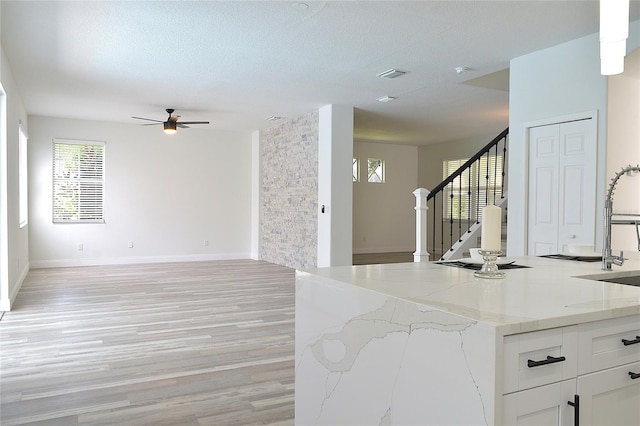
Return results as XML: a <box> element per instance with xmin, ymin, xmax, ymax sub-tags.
<box><xmin>128</xmin><ymin>241</ymin><xmax>134</xmax><ymax>248</ymax></box>
<box><xmin>204</xmin><ymin>240</ymin><xmax>209</xmax><ymax>247</ymax></box>
<box><xmin>78</xmin><ymin>243</ymin><xmax>84</xmax><ymax>251</ymax></box>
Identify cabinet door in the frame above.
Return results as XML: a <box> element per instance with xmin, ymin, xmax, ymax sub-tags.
<box><xmin>577</xmin><ymin>361</ymin><xmax>640</xmax><ymax>426</ymax></box>
<box><xmin>503</xmin><ymin>380</ymin><xmax>576</xmax><ymax>426</ymax></box>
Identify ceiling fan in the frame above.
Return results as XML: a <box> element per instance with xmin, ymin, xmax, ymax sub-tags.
<box><xmin>132</xmin><ymin>108</ymin><xmax>210</xmax><ymax>134</ymax></box>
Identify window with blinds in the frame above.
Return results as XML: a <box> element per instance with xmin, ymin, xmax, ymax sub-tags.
<box><xmin>53</xmin><ymin>140</ymin><xmax>105</xmax><ymax>223</ymax></box>
<box><xmin>442</xmin><ymin>154</ymin><xmax>503</xmax><ymax>220</ymax></box>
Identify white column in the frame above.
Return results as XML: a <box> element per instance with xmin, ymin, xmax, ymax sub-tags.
<box><xmin>317</xmin><ymin>105</ymin><xmax>353</xmax><ymax>267</ymax></box>
<box><xmin>413</xmin><ymin>188</ymin><xmax>430</xmax><ymax>262</ymax></box>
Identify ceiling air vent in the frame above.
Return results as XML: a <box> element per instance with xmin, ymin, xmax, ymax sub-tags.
<box><xmin>376</xmin><ymin>69</ymin><xmax>406</xmax><ymax>79</ymax></box>
<box><xmin>376</xmin><ymin>95</ymin><xmax>396</xmax><ymax>103</ymax></box>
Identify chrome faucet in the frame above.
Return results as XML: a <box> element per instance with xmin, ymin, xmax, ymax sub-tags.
<box><xmin>602</xmin><ymin>164</ymin><xmax>640</xmax><ymax>270</ymax></box>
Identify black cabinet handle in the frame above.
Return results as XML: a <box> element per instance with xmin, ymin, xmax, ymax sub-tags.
<box><xmin>527</xmin><ymin>355</ymin><xmax>566</xmax><ymax>368</ymax></box>
<box><xmin>621</xmin><ymin>336</ymin><xmax>640</xmax><ymax>346</ymax></box>
<box><xmin>629</xmin><ymin>371</ymin><xmax>640</xmax><ymax>380</ymax></box>
<box><xmin>567</xmin><ymin>394</ymin><xmax>580</xmax><ymax>426</ymax></box>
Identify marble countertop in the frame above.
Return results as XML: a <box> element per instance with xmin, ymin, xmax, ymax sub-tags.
<box><xmin>300</xmin><ymin>256</ymin><xmax>640</xmax><ymax>335</ymax></box>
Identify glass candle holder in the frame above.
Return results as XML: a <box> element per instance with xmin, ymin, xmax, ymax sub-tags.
<box><xmin>473</xmin><ymin>250</ymin><xmax>506</xmax><ymax>279</ymax></box>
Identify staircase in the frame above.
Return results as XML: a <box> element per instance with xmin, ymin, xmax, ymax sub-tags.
<box><xmin>439</xmin><ymin>193</ymin><xmax>508</xmax><ymax>260</ymax></box>
<box><xmin>418</xmin><ymin>128</ymin><xmax>509</xmax><ymax>261</ymax></box>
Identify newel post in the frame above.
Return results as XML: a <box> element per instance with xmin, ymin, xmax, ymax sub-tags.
<box><xmin>413</xmin><ymin>188</ymin><xmax>430</xmax><ymax>262</ymax></box>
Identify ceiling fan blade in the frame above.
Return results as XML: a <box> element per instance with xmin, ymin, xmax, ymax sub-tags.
<box><xmin>140</xmin><ymin>123</ymin><xmax>163</xmax><ymax>126</ymax></box>
<box><xmin>177</xmin><ymin>124</ymin><xmax>190</xmax><ymax>129</ymax></box>
<box><xmin>178</xmin><ymin>121</ymin><xmax>210</xmax><ymax>125</ymax></box>
<box><xmin>169</xmin><ymin>114</ymin><xmax>181</xmax><ymax>121</ymax></box>
<box><xmin>132</xmin><ymin>116</ymin><xmax>164</xmax><ymax>123</ymax></box>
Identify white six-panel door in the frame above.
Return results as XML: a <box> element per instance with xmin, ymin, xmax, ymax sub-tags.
<box><xmin>527</xmin><ymin>120</ymin><xmax>596</xmax><ymax>255</ymax></box>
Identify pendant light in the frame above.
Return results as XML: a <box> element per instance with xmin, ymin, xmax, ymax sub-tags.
<box><xmin>600</xmin><ymin>0</ymin><xmax>630</xmax><ymax>75</ymax></box>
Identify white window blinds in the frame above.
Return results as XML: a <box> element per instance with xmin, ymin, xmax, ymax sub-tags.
<box><xmin>442</xmin><ymin>155</ymin><xmax>503</xmax><ymax>220</ymax></box>
<box><xmin>53</xmin><ymin>140</ymin><xmax>105</xmax><ymax>223</ymax></box>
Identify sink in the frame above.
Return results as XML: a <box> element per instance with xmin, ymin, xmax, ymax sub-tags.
<box><xmin>577</xmin><ymin>271</ymin><xmax>640</xmax><ymax>287</ymax></box>
<box><xmin>598</xmin><ymin>275</ymin><xmax>640</xmax><ymax>286</ymax></box>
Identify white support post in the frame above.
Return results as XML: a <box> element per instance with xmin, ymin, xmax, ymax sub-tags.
<box><xmin>413</xmin><ymin>188</ymin><xmax>430</xmax><ymax>262</ymax></box>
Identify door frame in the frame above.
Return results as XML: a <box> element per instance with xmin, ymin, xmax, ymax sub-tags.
<box><xmin>522</xmin><ymin>110</ymin><xmax>599</xmax><ymax>255</ymax></box>
<box><xmin>0</xmin><ymin>82</ymin><xmax>8</xmax><ymax>311</ymax></box>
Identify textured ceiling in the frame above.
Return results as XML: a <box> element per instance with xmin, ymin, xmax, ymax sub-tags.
<box><xmin>2</xmin><ymin>1</ymin><xmax>638</xmax><ymax>145</ymax></box>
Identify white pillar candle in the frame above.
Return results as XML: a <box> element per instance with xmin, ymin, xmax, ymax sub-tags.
<box><xmin>481</xmin><ymin>205</ymin><xmax>502</xmax><ymax>252</ymax></box>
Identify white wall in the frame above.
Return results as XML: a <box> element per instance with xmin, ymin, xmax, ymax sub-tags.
<box><xmin>507</xmin><ymin>32</ymin><xmax>605</xmax><ymax>255</ymax></box>
<box><xmin>0</xmin><ymin>46</ymin><xmax>29</xmax><ymax>310</ymax></box>
<box><xmin>29</xmin><ymin>116</ymin><xmax>253</xmax><ymax>267</ymax></box>
<box><xmin>607</xmin><ymin>48</ymin><xmax>640</xmax><ymax>252</ymax></box>
<box><xmin>508</xmin><ymin>21</ymin><xmax>640</xmax><ymax>256</ymax></box>
<box><xmin>417</xmin><ymin>131</ymin><xmax>503</xmax><ymax>190</ymax></box>
<box><xmin>353</xmin><ymin>141</ymin><xmax>417</xmax><ymax>254</ymax></box>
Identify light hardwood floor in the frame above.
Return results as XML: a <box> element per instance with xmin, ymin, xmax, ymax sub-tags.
<box><xmin>0</xmin><ymin>260</ymin><xmax>295</xmax><ymax>426</ymax></box>
<box><xmin>352</xmin><ymin>251</ymin><xmax>415</xmax><ymax>265</ymax></box>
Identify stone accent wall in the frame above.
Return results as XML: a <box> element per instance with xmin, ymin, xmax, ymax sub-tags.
<box><xmin>260</xmin><ymin>111</ymin><xmax>318</xmax><ymax>269</ymax></box>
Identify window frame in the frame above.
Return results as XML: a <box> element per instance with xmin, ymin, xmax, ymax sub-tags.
<box><xmin>52</xmin><ymin>139</ymin><xmax>106</xmax><ymax>224</ymax></box>
<box><xmin>367</xmin><ymin>158</ymin><xmax>385</xmax><ymax>183</ymax></box>
<box><xmin>353</xmin><ymin>158</ymin><xmax>360</xmax><ymax>182</ymax></box>
<box><xmin>18</xmin><ymin>123</ymin><xmax>28</xmax><ymax>228</ymax></box>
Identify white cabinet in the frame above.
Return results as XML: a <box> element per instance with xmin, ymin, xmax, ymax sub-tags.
<box><xmin>577</xmin><ymin>314</ymin><xmax>640</xmax><ymax>374</ymax></box>
<box><xmin>577</xmin><ymin>361</ymin><xmax>640</xmax><ymax>426</ymax></box>
<box><xmin>503</xmin><ymin>326</ymin><xmax>577</xmax><ymax>393</ymax></box>
<box><xmin>502</xmin><ymin>314</ymin><xmax>640</xmax><ymax>425</ymax></box>
<box><xmin>503</xmin><ymin>379</ymin><xmax>576</xmax><ymax>425</ymax></box>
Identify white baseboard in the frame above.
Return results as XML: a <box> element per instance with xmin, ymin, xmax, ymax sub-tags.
<box><xmin>0</xmin><ymin>261</ymin><xmax>30</xmax><ymax>311</ymax></box>
<box><xmin>29</xmin><ymin>253</ymin><xmax>252</xmax><ymax>269</ymax></box>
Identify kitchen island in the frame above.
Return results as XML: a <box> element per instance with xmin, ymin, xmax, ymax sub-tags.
<box><xmin>295</xmin><ymin>256</ymin><xmax>640</xmax><ymax>425</ymax></box>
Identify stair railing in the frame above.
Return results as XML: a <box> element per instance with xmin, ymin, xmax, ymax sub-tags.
<box><xmin>426</xmin><ymin>128</ymin><xmax>508</xmax><ymax>261</ymax></box>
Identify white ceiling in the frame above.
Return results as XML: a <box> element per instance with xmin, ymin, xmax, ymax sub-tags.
<box><xmin>2</xmin><ymin>1</ymin><xmax>639</xmax><ymax>145</ymax></box>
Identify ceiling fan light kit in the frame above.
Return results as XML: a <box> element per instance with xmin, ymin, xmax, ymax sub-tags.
<box><xmin>163</xmin><ymin>121</ymin><xmax>177</xmax><ymax>134</ymax></box>
<box><xmin>132</xmin><ymin>108</ymin><xmax>210</xmax><ymax>135</ymax></box>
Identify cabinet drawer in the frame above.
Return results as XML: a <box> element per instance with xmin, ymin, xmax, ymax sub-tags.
<box><xmin>503</xmin><ymin>326</ymin><xmax>578</xmax><ymax>393</ymax></box>
<box><xmin>578</xmin><ymin>314</ymin><xmax>640</xmax><ymax>374</ymax></box>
